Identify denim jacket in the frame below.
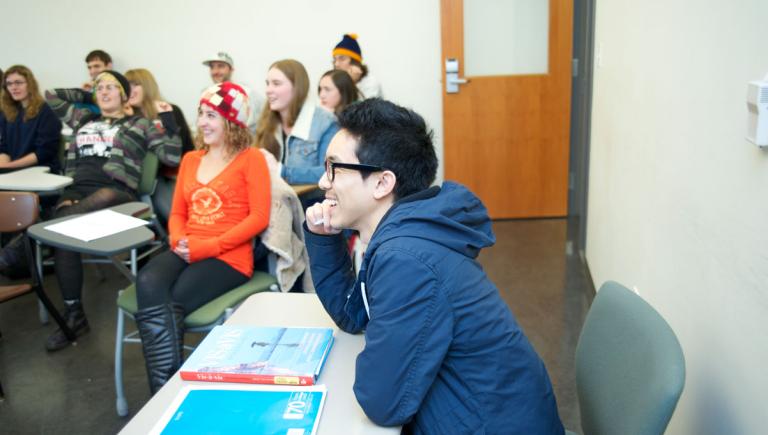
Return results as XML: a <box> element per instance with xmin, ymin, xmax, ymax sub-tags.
<box><xmin>278</xmin><ymin>103</ymin><xmax>338</xmax><ymax>184</ymax></box>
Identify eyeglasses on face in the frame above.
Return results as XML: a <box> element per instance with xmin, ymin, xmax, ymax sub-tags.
<box><xmin>5</xmin><ymin>80</ymin><xmax>26</xmax><ymax>87</ymax></box>
<box><xmin>325</xmin><ymin>160</ymin><xmax>385</xmax><ymax>182</ymax></box>
<box><xmin>96</xmin><ymin>83</ymin><xmax>120</xmax><ymax>93</ymax></box>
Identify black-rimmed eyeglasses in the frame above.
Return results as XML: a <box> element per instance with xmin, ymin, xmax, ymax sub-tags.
<box><xmin>325</xmin><ymin>160</ymin><xmax>385</xmax><ymax>183</ymax></box>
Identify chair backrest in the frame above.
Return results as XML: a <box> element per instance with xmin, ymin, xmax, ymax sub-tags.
<box><xmin>138</xmin><ymin>151</ymin><xmax>160</xmax><ymax>198</ymax></box>
<box><xmin>575</xmin><ymin>281</ymin><xmax>685</xmax><ymax>435</ymax></box>
<box><xmin>0</xmin><ymin>192</ymin><xmax>39</xmax><ymax>232</ymax></box>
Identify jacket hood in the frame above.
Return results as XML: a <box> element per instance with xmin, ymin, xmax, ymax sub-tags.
<box><xmin>366</xmin><ymin>181</ymin><xmax>495</xmax><ymax>260</ymax></box>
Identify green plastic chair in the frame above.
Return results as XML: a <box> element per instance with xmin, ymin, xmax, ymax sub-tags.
<box><xmin>137</xmin><ymin>151</ymin><xmax>160</xmax><ymax>201</ymax></box>
<box><xmin>135</xmin><ymin>151</ymin><xmax>165</xmax><ymax>239</ymax></box>
<box><xmin>114</xmin><ymin>271</ymin><xmax>278</xmax><ymax>416</ymax></box>
<box><xmin>122</xmin><ymin>151</ymin><xmax>165</xmax><ymax>271</ymax></box>
<box><xmin>565</xmin><ymin>281</ymin><xmax>686</xmax><ymax>435</ymax></box>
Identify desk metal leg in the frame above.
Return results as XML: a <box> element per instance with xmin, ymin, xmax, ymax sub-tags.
<box><xmin>26</xmin><ymin>239</ymin><xmax>75</xmax><ymax>342</ymax></box>
<box><xmin>131</xmin><ymin>248</ymin><xmax>137</xmax><ymax>276</ymax></box>
<box><xmin>35</xmin><ymin>241</ymin><xmax>49</xmax><ymax>325</ymax></box>
<box><xmin>110</xmin><ymin>248</ymin><xmax>138</xmax><ymax>283</ymax></box>
<box><xmin>33</xmin><ymin>283</ymin><xmax>76</xmax><ymax>342</ymax></box>
<box><xmin>115</xmin><ymin>302</ymin><xmax>128</xmax><ymax>416</ymax></box>
<box><xmin>113</xmin><ymin>249</ymin><xmax>137</xmax><ymax>417</ymax></box>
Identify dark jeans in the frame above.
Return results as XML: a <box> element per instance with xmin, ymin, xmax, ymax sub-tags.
<box><xmin>54</xmin><ymin>187</ymin><xmax>136</xmax><ymax>300</ymax></box>
<box><xmin>136</xmin><ymin>250</ymin><xmax>248</xmax><ymax>313</ymax></box>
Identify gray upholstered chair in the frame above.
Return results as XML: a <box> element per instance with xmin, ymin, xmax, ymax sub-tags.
<box><xmin>566</xmin><ymin>281</ymin><xmax>686</xmax><ymax>435</ymax></box>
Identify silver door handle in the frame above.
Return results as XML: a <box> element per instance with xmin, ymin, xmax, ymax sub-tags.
<box><xmin>446</xmin><ymin>73</ymin><xmax>469</xmax><ymax>93</ymax></box>
<box><xmin>445</xmin><ymin>58</ymin><xmax>469</xmax><ymax>93</ymax></box>
<box><xmin>447</xmin><ymin>77</ymin><xmax>468</xmax><ymax>85</ymax></box>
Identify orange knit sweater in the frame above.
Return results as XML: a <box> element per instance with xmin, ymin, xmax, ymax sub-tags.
<box><xmin>168</xmin><ymin>148</ymin><xmax>271</xmax><ymax>277</ymax></box>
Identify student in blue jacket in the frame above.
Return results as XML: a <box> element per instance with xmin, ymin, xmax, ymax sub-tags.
<box><xmin>304</xmin><ymin>99</ymin><xmax>564</xmax><ymax>434</ymax></box>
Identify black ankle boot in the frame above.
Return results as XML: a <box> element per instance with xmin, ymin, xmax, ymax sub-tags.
<box><xmin>135</xmin><ymin>303</ymin><xmax>185</xmax><ymax>394</ymax></box>
<box><xmin>45</xmin><ymin>301</ymin><xmax>90</xmax><ymax>352</ymax></box>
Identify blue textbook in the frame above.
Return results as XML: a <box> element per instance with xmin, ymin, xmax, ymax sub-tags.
<box><xmin>151</xmin><ymin>384</ymin><xmax>327</xmax><ymax>435</ymax></box>
<box><xmin>180</xmin><ymin>326</ymin><xmax>334</xmax><ymax>386</ymax></box>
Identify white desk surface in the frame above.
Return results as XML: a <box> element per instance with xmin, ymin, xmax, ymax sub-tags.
<box><xmin>119</xmin><ymin>292</ymin><xmax>398</xmax><ymax>435</ymax></box>
<box><xmin>0</xmin><ymin>166</ymin><xmax>72</xmax><ymax>191</ymax></box>
<box><xmin>27</xmin><ymin>202</ymin><xmax>153</xmax><ymax>256</ymax></box>
<box><xmin>22</xmin><ymin>166</ymin><xmax>51</xmax><ymax>173</ymax></box>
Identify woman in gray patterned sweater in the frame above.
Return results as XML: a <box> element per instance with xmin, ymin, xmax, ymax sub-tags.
<box><xmin>43</xmin><ymin>70</ymin><xmax>181</xmax><ymax>351</ymax></box>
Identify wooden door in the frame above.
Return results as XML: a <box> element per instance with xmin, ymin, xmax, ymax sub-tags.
<box><xmin>441</xmin><ymin>0</ymin><xmax>573</xmax><ymax>218</ymax></box>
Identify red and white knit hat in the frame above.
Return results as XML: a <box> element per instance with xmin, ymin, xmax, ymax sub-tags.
<box><xmin>199</xmin><ymin>81</ymin><xmax>250</xmax><ymax>128</ymax></box>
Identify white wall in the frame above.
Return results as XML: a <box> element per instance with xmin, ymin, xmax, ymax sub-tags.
<box><xmin>0</xmin><ymin>0</ymin><xmax>444</xmax><ymax>178</ymax></box>
<box><xmin>587</xmin><ymin>1</ymin><xmax>768</xmax><ymax>433</ymax></box>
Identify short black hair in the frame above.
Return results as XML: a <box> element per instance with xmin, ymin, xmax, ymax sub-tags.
<box><xmin>338</xmin><ymin>98</ymin><xmax>437</xmax><ymax>199</ymax></box>
<box><xmin>85</xmin><ymin>50</ymin><xmax>112</xmax><ymax>64</ymax></box>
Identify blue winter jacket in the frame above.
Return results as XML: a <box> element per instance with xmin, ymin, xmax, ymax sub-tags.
<box><xmin>304</xmin><ymin>182</ymin><xmax>564</xmax><ymax>435</ymax></box>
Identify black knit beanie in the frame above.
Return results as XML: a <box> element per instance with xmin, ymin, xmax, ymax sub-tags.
<box><xmin>94</xmin><ymin>70</ymin><xmax>131</xmax><ymax>101</ymax></box>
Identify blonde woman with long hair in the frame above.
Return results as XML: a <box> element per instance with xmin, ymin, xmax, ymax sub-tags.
<box><xmin>254</xmin><ymin>59</ymin><xmax>338</xmax><ymax>186</ymax></box>
<box><xmin>125</xmin><ymin>68</ymin><xmax>193</xmax><ymax>224</ymax></box>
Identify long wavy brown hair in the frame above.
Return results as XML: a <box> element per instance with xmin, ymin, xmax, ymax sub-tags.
<box><xmin>125</xmin><ymin>68</ymin><xmax>162</xmax><ymax>120</ymax></box>
<box><xmin>0</xmin><ymin>65</ymin><xmax>45</xmax><ymax>122</ymax></box>
<box><xmin>254</xmin><ymin>59</ymin><xmax>309</xmax><ymax>160</ymax></box>
<box><xmin>195</xmin><ymin>113</ymin><xmax>252</xmax><ymax>160</ymax></box>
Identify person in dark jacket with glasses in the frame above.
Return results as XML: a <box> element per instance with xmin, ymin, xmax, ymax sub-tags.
<box><xmin>304</xmin><ymin>99</ymin><xmax>564</xmax><ymax>434</ymax></box>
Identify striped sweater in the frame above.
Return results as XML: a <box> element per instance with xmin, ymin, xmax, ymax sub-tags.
<box><xmin>45</xmin><ymin>88</ymin><xmax>181</xmax><ymax>191</ymax></box>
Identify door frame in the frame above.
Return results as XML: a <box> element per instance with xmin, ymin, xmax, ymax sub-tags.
<box><xmin>568</xmin><ymin>0</ymin><xmax>596</xmax><ymax>256</ymax></box>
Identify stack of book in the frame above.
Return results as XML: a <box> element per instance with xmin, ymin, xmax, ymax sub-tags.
<box><xmin>152</xmin><ymin>326</ymin><xmax>334</xmax><ymax>435</ymax></box>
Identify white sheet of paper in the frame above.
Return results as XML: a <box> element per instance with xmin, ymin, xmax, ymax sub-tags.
<box><xmin>44</xmin><ymin>209</ymin><xmax>148</xmax><ymax>242</ymax></box>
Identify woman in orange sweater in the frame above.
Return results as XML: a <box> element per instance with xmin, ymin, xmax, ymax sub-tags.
<box><xmin>134</xmin><ymin>82</ymin><xmax>271</xmax><ymax>393</ymax></box>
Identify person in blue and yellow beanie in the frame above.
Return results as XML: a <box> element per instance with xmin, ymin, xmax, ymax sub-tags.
<box><xmin>331</xmin><ymin>33</ymin><xmax>382</xmax><ymax>99</ymax></box>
